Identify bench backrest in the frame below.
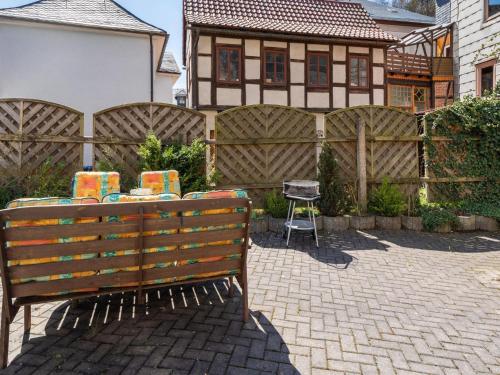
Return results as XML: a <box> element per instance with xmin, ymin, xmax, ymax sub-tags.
<box><xmin>0</xmin><ymin>198</ymin><xmax>251</xmax><ymax>301</ymax></box>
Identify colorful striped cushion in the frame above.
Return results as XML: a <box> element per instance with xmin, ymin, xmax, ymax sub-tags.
<box><xmin>6</xmin><ymin>197</ymin><xmax>100</xmax><ymax>294</ymax></box>
<box><xmin>100</xmin><ymin>193</ymin><xmax>180</xmax><ymax>286</ymax></box>
<box><xmin>179</xmin><ymin>190</ymin><xmax>248</xmax><ymax>280</ymax></box>
<box><xmin>140</xmin><ymin>170</ymin><xmax>181</xmax><ymax>196</ymax></box>
<box><xmin>72</xmin><ymin>172</ymin><xmax>120</xmax><ymax>201</ymax></box>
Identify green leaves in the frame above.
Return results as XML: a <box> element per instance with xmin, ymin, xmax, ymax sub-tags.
<box><xmin>368</xmin><ymin>177</ymin><xmax>406</xmax><ymax>217</ymax></box>
<box><xmin>317</xmin><ymin>142</ymin><xmax>351</xmax><ymax>216</ymax></box>
<box><xmin>264</xmin><ymin>190</ymin><xmax>289</xmax><ymax>218</ymax></box>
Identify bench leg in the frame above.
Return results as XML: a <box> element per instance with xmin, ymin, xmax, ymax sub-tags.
<box><xmin>24</xmin><ymin>305</ymin><xmax>31</xmax><ymax>333</ymax></box>
<box><xmin>242</xmin><ymin>274</ymin><xmax>249</xmax><ymax>322</ymax></box>
<box><xmin>0</xmin><ymin>303</ymin><xmax>10</xmax><ymax>369</ymax></box>
<box><xmin>228</xmin><ymin>277</ymin><xmax>235</xmax><ymax>298</ymax></box>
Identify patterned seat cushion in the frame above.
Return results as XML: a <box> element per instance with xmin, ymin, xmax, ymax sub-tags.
<box><xmin>179</xmin><ymin>190</ymin><xmax>248</xmax><ymax>280</ymax></box>
<box><xmin>6</xmin><ymin>197</ymin><xmax>100</xmax><ymax>294</ymax></box>
<box><xmin>72</xmin><ymin>172</ymin><xmax>120</xmax><ymax>201</ymax></box>
<box><xmin>140</xmin><ymin>171</ymin><xmax>181</xmax><ymax>196</ymax></box>
<box><xmin>101</xmin><ymin>193</ymin><xmax>180</xmax><ymax>287</ymax></box>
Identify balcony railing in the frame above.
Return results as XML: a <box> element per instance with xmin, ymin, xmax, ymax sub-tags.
<box><xmin>387</xmin><ymin>51</ymin><xmax>454</xmax><ymax>77</ymax></box>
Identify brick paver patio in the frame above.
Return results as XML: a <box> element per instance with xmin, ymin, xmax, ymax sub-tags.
<box><xmin>1</xmin><ymin>230</ymin><xmax>499</xmax><ymax>374</ymax></box>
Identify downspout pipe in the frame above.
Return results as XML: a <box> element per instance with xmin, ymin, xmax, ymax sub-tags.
<box><xmin>150</xmin><ymin>34</ymin><xmax>154</xmax><ymax>102</ymax></box>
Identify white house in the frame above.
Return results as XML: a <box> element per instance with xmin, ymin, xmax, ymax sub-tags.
<box><xmin>0</xmin><ymin>0</ymin><xmax>180</xmax><ymax>165</ymax></box>
<box><xmin>436</xmin><ymin>0</ymin><xmax>500</xmax><ymax>97</ymax></box>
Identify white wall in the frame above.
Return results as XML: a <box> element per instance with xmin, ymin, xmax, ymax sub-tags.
<box><xmin>0</xmin><ymin>20</ymin><xmax>176</xmax><ymax>165</ymax></box>
<box><xmin>450</xmin><ymin>0</ymin><xmax>500</xmax><ymax>97</ymax></box>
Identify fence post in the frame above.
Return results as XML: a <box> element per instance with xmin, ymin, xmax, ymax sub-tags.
<box><xmin>356</xmin><ymin>117</ymin><xmax>367</xmax><ymax>214</ymax></box>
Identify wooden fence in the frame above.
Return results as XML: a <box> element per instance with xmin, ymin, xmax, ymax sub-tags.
<box><xmin>215</xmin><ymin>105</ymin><xmax>318</xmax><ymax>204</ymax></box>
<box><xmin>92</xmin><ymin>103</ymin><xmax>206</xmax><ymax>178</ymax></box>
<box><xmin>0</xmin><ymin>99</ymin><xmax>84</xmax><ymax>178</ymax></box>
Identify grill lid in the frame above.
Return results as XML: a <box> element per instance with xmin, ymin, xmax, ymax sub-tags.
<box><xmin>283</xmin><ymin>180</ymin><xmax>320</xmax><ymax>198</ymax></box>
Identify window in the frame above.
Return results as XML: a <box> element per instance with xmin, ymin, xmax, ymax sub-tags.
<box><xmin>389</xmin><ymin>85</ymin><xmax>430</xmax><ymax>113</ymax></box>
<box><xmin>216</xmin><ymin>46</ymin><xmax>241</xmax><ymax>83</ymax></box>
<box><xmin>476</xmin><ymin>59</ymin><xmax>497</xmax><ymax>96</ymax></box>
<box><xmin>264</xmin><ymin>49</ymin><xmax>287</xmax><ymax>85</ymax></box>
<box><xmin>350</xmin><ymin>55</ymin><xmax>369</xmax><ymax>89</ymax></box>
<box><xmin>307</xmin><ymin>52</ymin><xmax>329</xmax><ymax>87</ymax></box>
<box><xmin>485</xmin><ymin>0</ymin><xmax>500</xmax><ymax>20</ymax></box>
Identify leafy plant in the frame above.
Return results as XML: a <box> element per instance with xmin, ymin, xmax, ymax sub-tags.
<box><xmin>264</xmin><ymin>190</ymin><xmax>289</xmax><ymax>218</ymax></box>
<box><xmin>368</xmin><ymin>177</ymin><xmax>406</xmax><ymax>217</ymax></box>
<box><xmin>420</xmin><ymin>205</ymin><xmax>458</xmax><ymax>231</ymax></box>
<box><xmin>458</xmin><ymin>200</ymin><xmax>500</xmax><ymax>221</ymax></box>
<box><xmin>137</xmin><ymin>134</ymin><xmax>208</xmax><ymax>193</ymax></box>
<box><xmin>317</xmin><ymin>142</ymin><xmax>351</xmax><ymax>216</ymax></box>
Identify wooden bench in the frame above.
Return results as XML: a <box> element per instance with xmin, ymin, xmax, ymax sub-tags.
<box><xmin>0</xmin><ymin>197</ymin><xmax>251</xmax><ymax>368</ymax></box>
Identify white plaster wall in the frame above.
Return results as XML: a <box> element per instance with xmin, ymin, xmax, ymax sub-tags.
<box><xmin>307</xmin><ymin>44</ymin><xmax>329</xmax><ymax>51</ymax></box>
<box><xmin>450</xmin><ymin>0</ymin><xmax>500</xmax><ymax>97</ymax></box>
<box><xmin>332</xmin><ymin>64</ymin><xmax>346</xmax><ymax>84</ymax></box>
<box><xmin>349</xmin><ymin>93</ymin><xmax>370</xmax><ymax>106</ymax></box>
<box><xmin>307</xmin><ymin>92</ymin><xmax>329</xmax><ymax>108</ymax></box>
<box><xmin>198</xmin><ymin>55</ymin><xmax>212</xmax><ymax>78</ymax></box>
<box><xmin>373</xmin><ymin>48</ymin><xmax>385</xmax><ymax>64</ymax></box>
<box><xmin>198</xmin><ymin>35</ymin><xmax>212</xmax><ymax>54</ymax></box>
<box><xmin>263</xmin><ymin>90</ymin><xmax>287</xmax><ymax>105</ymax></box>
<box><xmin>373</xmin><ymin>66</ymin><xmax>385</xmax><ymax>86</ymax></box>
<box><xmin>290</xmin><ymin>86</ymin><xmax>305</xmax><ymax>107</ymax></box>
<box><xmin>215</xmin><ymin>37</ymin><xmax>241</xmax><ymax>45</ymax></box>
<box><xmin>376</xmin><ymin>23</ymin><xmax>422</xmax><ymax>39</ymax></box>
<box><xmin>349</xmin><ymin>46</ymin><xmax>369</xmax><ymax>54</ymax></box>
<box><xmin>0</xmin><ymin>21</ymin><xmax>174</xmax><ymax>166</ymax></box>
<box><xmin>246</xmin><ymin>84</ymin><xmax>260</xmax><ymax>105</ymax></box>
<box><xmin>373</xmin><ymin>89</ymin><xmax>385</xmax><ymax>105</ymax></box>
<box><xmin>245</xmin><ymin>39</ymin><xmax>260</xmax><ymax>57</ymax></box>
<box><xmin>263</xmin><ymin>40</ymin><xmax>287</xmax><ymax>48</ymax></box>
<box><xmin>245</xmin><ymin>59</ymin><xmax>261</xmax><ymax>80</ymax></box>
<box><xmin>199</xmin><ymin>81</ymin><xmax>212</xmax><ymax>105</ymax></box>
<box><xmin>290</xmin><ymin>62</ymin><xmax>305</xmax><ymax>83</ymax></box>
<box><xmin>290</xmin><ymin>43</ymin><xmax>305</xmax><ymax>60</ymax></box>
<box><xmin>332</xmin><ymin>87</ymin><xmax>346</xmax><ymax>108</ymax></box>
<box><xmin>332</xmin><ymin>45</ymin><xmax>347</xmax><ymax>61</ymax></box>
<box><xmin>217</xmin><ymin>88</ymin><xmax>242</xmax><ymax>106</ymax></box>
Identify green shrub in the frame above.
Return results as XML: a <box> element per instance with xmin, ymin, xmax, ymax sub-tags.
<box><xmin>264</xmin><ymin>190</ymin><xmax>289</xmax><ymax>218</ymax></box>
<box><xmin>458</xmin><ymin>200</ymin><xmax>500</xmax><ymax>221</ymax></box>
<box><xmin>317</xmin><ymin>142</ymin><xmax>351</xmax><ymax>216</ymax></box>
<box><xmin>420</xmin><ymin>205</ymin><xmax>458</xmax><ymax>231</ymax></box>
<box><xmin>138</xmin><ymin>134</ymin><xmax>208</xmax><ymax>193</ymax></box>
<box><xmin>368</xmin><ymin>177</ymin><xmax>406</xmax><ymax>217</ymax></box>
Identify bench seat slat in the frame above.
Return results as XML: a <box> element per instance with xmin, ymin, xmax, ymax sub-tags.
<box><xmin>9</xmin><ymin>244</ymin><xmax>243</xmax><ymax>279</ymax></box>
<box><xmin>10</xmin><ymin>259</ymin><xmax>242</xmax><ymax>298</ymax></box>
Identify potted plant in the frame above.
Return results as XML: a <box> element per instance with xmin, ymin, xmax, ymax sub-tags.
<box><xmin>318</xmin><ymin>143</ymin><xmax>351</xmax><ymax>232</ymax></box>
<box><xmin>402</xmin><ymin>192</ymin><xmax>423</xmax><ymax>231</ymax></box>
<box><xmin>368</xmin><ymin>177</ymin><xmax>405</xmax><ymax>230</ymax></box>
<box><xmin>265</xmin><ymin>190</ymin><xmax>289</xmax><ymax>233</ymax></box>
<box><xmin>250</xmin><ymin>208</ymin><xmax>269</xmax><ymax>234</ymax></box>
<box><xmin>421</xmin><ymin>205</ymin><xmax>458</xmax><ymax>233</ymax></box>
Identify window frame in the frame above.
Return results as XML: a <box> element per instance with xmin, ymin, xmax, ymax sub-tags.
<box><xmin>306</xmin><ymin>51</ymin><xmax>330</xmax><ymax>89</ymax></box>
<box><xmin>484</xmin><ymin>0</ymin><xmax>500</xmax><ymax>21</ymax></box>
<box><xmin>215</xmin><ymin>45</ymin><xmax>242</xmax><ymax>85</ymax></box>
<box><xmin>349</xmin><ymin>54</ymin><xmax>370</xmax><ymax>90</ymax></box>
<box><xmin>388</xmin><ymin>84</ymin><xmax>430</xmax><ymax>113</ymax></box>
<box><xmin>262</xmin><ymin>48</ymin><xmax>288</xmax><ymax>86</ymax></box>
<box><xmin>476</xmin><ymin>58</ymin><xmax>497</xmax><ymax>96</ymax></box>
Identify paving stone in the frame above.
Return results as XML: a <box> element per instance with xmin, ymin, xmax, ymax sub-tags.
<box><xmin>0</xmin><ymin>231</ymin><xmax>498</xmax><ymax>375</ymax></box>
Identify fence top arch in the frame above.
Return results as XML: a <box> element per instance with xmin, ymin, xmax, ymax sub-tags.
<box><xmin>326</xmin><ymin>104</ymin><xmax>415</xmax><ymax>118</ymax></box>
<box><xmin>0</xmin><ymin>98</ymin><xmax>84</xmax><ymax>116</ymax></box>
<box><xmin>93</xmin><ymin>102</ymin><xmax>205</xmax><ymax>119</ymax></box>
<box><xmin>216</xmin><ymin>104</ymin><xmax>317</xmax><ymax>142</ymax></box>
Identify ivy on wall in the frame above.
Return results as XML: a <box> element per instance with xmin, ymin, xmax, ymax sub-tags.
<box><xmin>423</xmin><ymin>86</ymin><xmax>500</xmax><ymax>204</ymax></box>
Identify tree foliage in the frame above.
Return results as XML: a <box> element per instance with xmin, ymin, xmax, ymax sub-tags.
<box><xmin>392</xmin><ymin>0</ymin><xmax>435</xmax><ymax>17</ymax></box>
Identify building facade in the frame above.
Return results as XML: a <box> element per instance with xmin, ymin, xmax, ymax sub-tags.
<box><xmin>436</xmin><ymin>0</ymin><xmax>500</xmax><ymax>97</ymax></box>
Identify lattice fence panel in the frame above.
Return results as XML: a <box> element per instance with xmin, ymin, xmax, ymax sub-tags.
<box><xmin>93</xmin><ymin>103</ymin><xmax>206</xmax><ymax>178</ymax></box>
<box><xmin>325</xmin><ymin>105</ymin><xmax>419</xmax><ymax>195</ymax></box>
<box><xmin>215</xmin><ymin>105</ymin><xmax>317</xmax><ymax>204</ymax></box>
<box><xmin>0</xmin><ymin>99</ymin><xmax>83</xmax><ymax>179</ymax></box>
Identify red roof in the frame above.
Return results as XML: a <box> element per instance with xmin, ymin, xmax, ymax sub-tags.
<box><xmin>184</xmin><ymin>0</ymin><xmax>397</xmax><ymax>42</ymax></box>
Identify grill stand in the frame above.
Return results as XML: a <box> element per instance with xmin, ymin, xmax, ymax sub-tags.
<box><xmin>283</xmin><ymin>195</ymin><xmax>319</xmax><ymax>248</ymax></box>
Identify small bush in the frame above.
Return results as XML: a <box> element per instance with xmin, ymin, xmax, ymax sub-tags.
<box><xmin>368</xmin><ymin>178</ymin><xmax>406</xmax><ymax>217</ymax></box>
<box><xmin>420</xmin><ymin>205</ymin><xmax>458</xmax><ymax>231</ymax></box>
<box><xmin>138</xmin><ymin>134</ymin><xmax>208</xmax><ymax>193</ymax></box>
<box><xmin>317</xmin><ymin>142</ymin><xmax>351</xmax><ymax>216</ymax></box>
<box><xmin>264</xmin><ymin>190</ymin><xmax>289</xmax><ymax>218</ymax></box>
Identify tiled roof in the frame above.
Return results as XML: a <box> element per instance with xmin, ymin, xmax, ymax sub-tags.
<box><xmin>348</xmin><ymin>0</ymin><xmax>435</xmax><ymax>25</ymax></box>
<box><xmin>159</xmin><ymin>51</ymin><xmax>181</xmax><ymax>74</ymax></box>
<box><xmin>0</xmin><ymin>0</ymin><xmax>165</xmax><ymax>35</ymax></box>
<box><xmin>184</xmin><ymin>0</ymin><xmax>397</xmax><ymax>42</ymax></box>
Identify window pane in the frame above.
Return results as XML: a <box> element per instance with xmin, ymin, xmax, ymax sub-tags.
<box><xmin>414</xmin><ymin>88</ymin><xmax>428</xmax><ymax>112</ymax></box>
<box><xmin>488</xmin><ymin>0</ymin><xmax>500</xmax><ymax>17</ymax></box>
<box><xmin>266</xmin><ymin>62</ymin><xmax>274</xmax><ymax>81</ymax></box>
<box><xmin>390</xmin><ymin>85</ymin><xmax>412</xmax><ymax>107</ymax></box>
<box><xmin>481</xmin><ymin>66</ymin><xmax>494</xmax><ymax>95</ymax></box>
<box><xmin>218</xmin><ymin>49</ymin><xmax>229</xmax><ymax>81</ymax></box>
<box><xmin>309</xmin><ymin>55</ymin><xmax>318</xmax><ymax>84</ymax></box>
<box><xmin>230</xmin><ymin>49</ymin><xmax>240</xmax><ymax>81</ymax></box>
<box><xmin>350</xmin><ymin>57</ymin><xmax>359</xmax><ymax>86</ymax></box>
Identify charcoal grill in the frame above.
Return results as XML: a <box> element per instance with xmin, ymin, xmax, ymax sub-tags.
<box><xmin>283</xmin><ymin>180</ymin><xmax>320</xmax><ymax>248</ymax></box>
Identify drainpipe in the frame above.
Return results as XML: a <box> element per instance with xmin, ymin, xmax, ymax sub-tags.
<box><xmin>150</xmin><ymin>34</ymin><xmax>154</xmax><ymax>102</ymax></box>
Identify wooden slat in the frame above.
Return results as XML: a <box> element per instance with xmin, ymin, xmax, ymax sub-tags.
<box><xmin>0</xmin><ymin>198</ymin><xmax>249</xmax><ymax>222</ymax></box>
<box><xmin>8</xmin><ymin>244</ymin><xmax>243</xmax><ymax>279</ymax></box>
<box><xmin>10</xmin><ymin>259</ymin><xmax>241</xmax><ymax>298</ymax></box>
<box><xmin>3</xmin><ymin>212</ymin><xmax>247</xmax><ymax>242</ymax></box>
